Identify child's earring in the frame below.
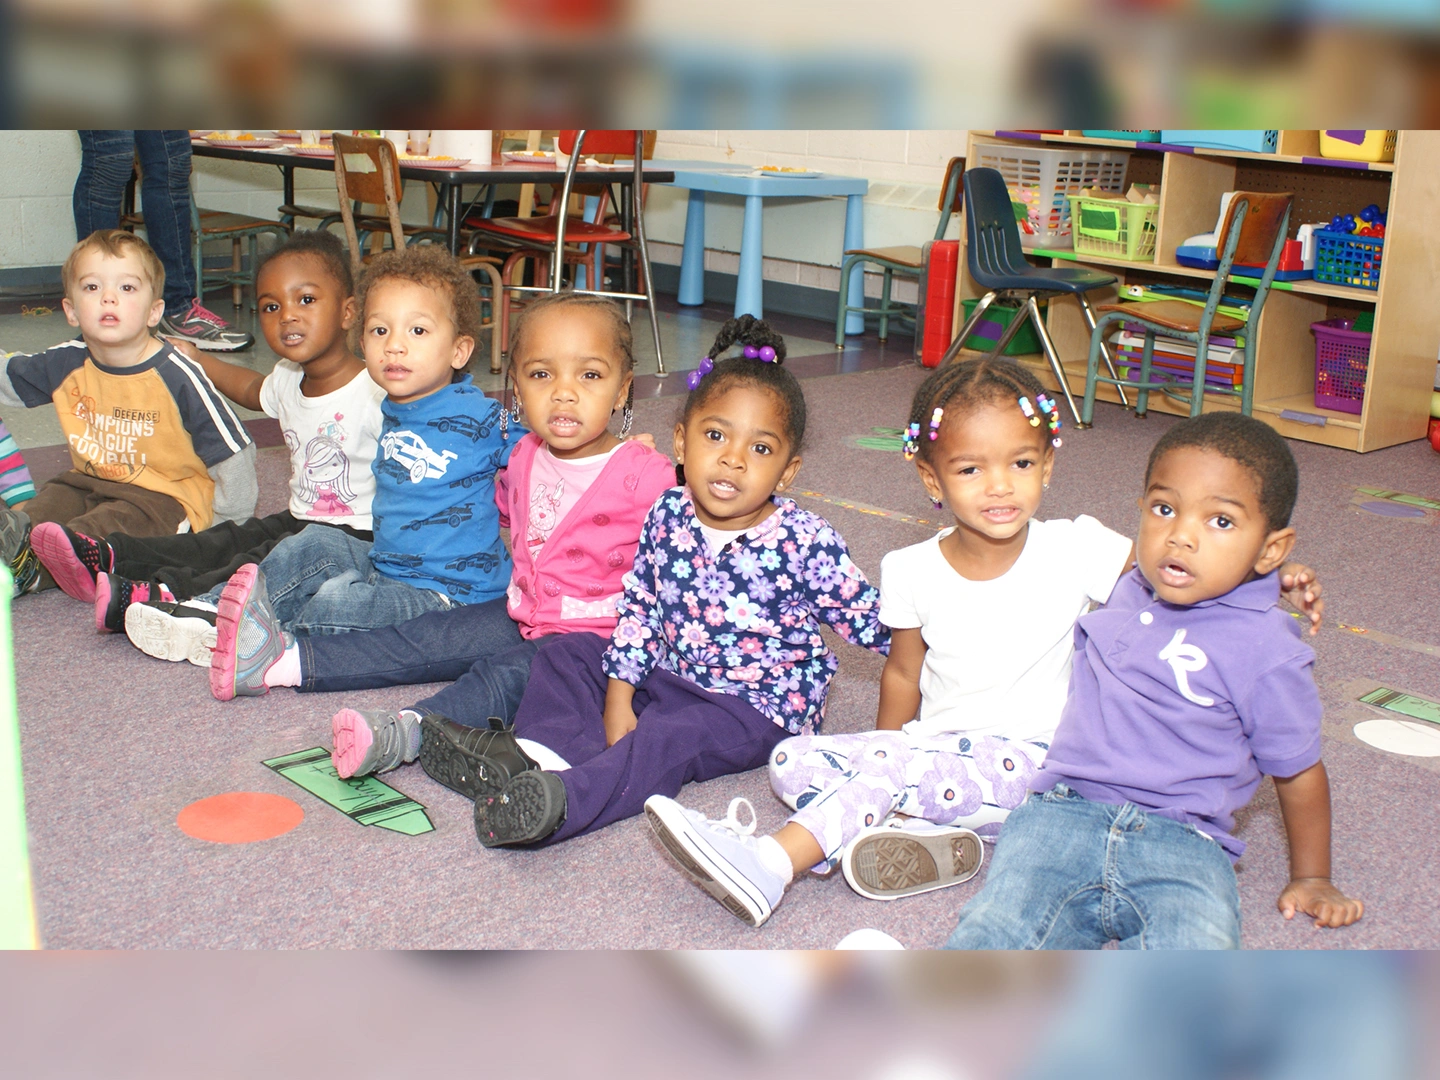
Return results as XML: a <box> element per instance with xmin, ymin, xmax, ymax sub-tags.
<box><xmin>1043</xmin><ymin>481</ymin><xmax>1050</xmax><ymax>491</ymax></box>
<box><xmin>617</xmin><ymin>383</ymin><xmax>634</xmax><ymax>438</ymax></box>
<box><xmin>930</xmin><ymin>496</ymin><xmax>942</xmax><ymax>509</ymax></box>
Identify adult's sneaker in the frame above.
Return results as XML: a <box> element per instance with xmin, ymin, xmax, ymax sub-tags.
<box><xmin>841</xmin><ymin>823</ymin><xmax>984</xmax><ymax>901</ymax></box>
<box><xmin>644</xmin><ymin>795</ymin><xmax>787</xmax><ymax>927</ymax></box>
<box><xmin>31</xmin><ymin>522</ymin><xmax>113</xmax><ymax>603</ymax></box>
<box><xmin>157</xmin><ymin>298</ymin><xmax>253</xmax><ymax>352</ymax></box>
<box><xmin>418</xmin><ymin>715</ymin><xmax>538</xmax><ymax>800</ymax></box>
<box><xmin>211</xmin><ymin>563</ymin><xmax>290</xmax><ymax>700</ymax></box>
<box><xmin>125</xmin><ymin>597</ymin><xmax>219</xmax><ymax>666</ymax></box>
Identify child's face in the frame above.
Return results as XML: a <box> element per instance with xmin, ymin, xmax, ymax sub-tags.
<box><xmin>256</xmin><ymin>253</ymin><xmax>356</xmax><ymax>367</ymax></box>
<box><xmin>512</xmin><ymin>306</ymin><xmax>631</xmax><ymax>460</ymax></box>
<box><xmin>1138</xmin><ymin>445</ymin><xmax>1296</xmax><ymax>605</ymax></box>
<box><xmin>673</xmin><ymin>383</ymin><xmax>802</xmax><ymax>531</ymax></box>
<box><xmin>62</xmin><ymin>249</ymin><xmax>165</xmax><ymax>351</ymax></box>
<box><xmin>916</xmin><ymin>400</ymin><xmax>1053</xmax><ymax>543</ymax></box>
<box><xmin>361</xmin><ymin>278</ymin><xmax>473</xmax><ymax>404</ymax></box>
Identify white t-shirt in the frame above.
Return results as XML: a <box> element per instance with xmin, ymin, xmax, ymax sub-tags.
<box><xmin>878</xmin><ymin>515</ymin><xmax>1132</xmax><ymax>744</ymax></box>
<box><xmin>259</xmin><ymin>361</ymin><xmax>385</xmax><ymax>531</ymax></box>
<box><xmin>526</xmin><ymin>442</ymin><xmax>623</xmax><ymax>557</ymax></box>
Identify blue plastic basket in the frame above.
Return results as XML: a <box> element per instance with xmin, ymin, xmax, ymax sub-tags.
<box><xmin>1159</xmin><ymin>130</ymin><xmax>1279</xmax><ymax>154</ymax></box>
<box><xmin>1313</xmin><ymin>229</ymin><xmax>1384</xmax><ymax>290</ymax></box>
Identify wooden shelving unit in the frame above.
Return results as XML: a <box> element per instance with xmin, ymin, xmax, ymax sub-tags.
<box><xmin>953</xmin><ymin>130</ymin><xmax>1440</xmax><ymax>452</ymax></box>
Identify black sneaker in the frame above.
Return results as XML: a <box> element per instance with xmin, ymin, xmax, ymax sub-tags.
<box><xmin>157</xmin><ymin>298</ymin><xmax>253</xmax><ymax>352</ymax></box>
<box><xmin>418</xmin><ymin>715</ymin><xmax>538</xmax><ymax>801</ymax></box>
<box><xmin>0</xmin><ymin>506</ymin><xmax>40</xmax><ymax>596</ymax></box>
<box><xmin>474</xmin><ymin>770</ymin><xmax>566</xmax><ymax>848</ymax></box>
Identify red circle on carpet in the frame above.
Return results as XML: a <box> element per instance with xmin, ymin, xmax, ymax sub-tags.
<box><xmin>177</xmin><ymin>792</ymin><xmax>304</xmax><ymax>844</ymax></box>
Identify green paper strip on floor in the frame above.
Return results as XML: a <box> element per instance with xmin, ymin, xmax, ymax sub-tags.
<box><xmin>1359</xmin><ymin>687</ymin><xmax>1440</xmax><ymax>726</ymax></box>
<box><xmin>263</xmin><ymin>747</ymin><xmax>434</xmax><ymax>835</ymax></box>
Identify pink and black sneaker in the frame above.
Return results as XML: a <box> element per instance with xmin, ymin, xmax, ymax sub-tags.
<box><xmin>31</xmin><ymin>522</ymin><xmax>114</xmax><ymax>603</ymax></box>
<box><xmin>95</xmin><ymin>572</ymin><xmax>175</xmax><ymax>633</ymax></box>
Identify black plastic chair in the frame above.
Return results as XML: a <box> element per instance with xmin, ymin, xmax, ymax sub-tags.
<box><xmin>939</xmin><ymin>167</ymin><xmax>1129</xmax><ymax>421</ymax></box>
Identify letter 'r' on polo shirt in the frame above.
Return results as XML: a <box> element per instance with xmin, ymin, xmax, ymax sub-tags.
<box><xmin>1033</xmin><ymin>569</ymin><xmax>1323</xmax><ymax>860</ymax></box>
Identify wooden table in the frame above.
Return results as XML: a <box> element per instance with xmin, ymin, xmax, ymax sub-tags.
<box><xmin>189</xmin><ymin>142</ymin><xmax>676</xmax><ymax>259</ymax></box>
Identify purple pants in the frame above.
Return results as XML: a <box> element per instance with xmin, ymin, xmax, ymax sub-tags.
<box><xmin>513</xmin><ymin>632</ymin><xmax>789</xmax><ymax>845</ymax></box>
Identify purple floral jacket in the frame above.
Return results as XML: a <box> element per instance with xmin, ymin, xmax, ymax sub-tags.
<box><xmin>601</xmin><ymin>487</ymin><xmax>890</xmax><ymax>734</ymax></box>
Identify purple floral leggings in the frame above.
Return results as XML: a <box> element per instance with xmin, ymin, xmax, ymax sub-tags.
<box><xmin>768</xmin><ymin>729</ymin><xmax>1050</xmax><ymax>872</ymax></box>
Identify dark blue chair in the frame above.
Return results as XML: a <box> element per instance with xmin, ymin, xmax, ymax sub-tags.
<box><xmin>939</xmin><ymin>167</ymin><xmax>1129</xmax><ymax>421</ymax></box>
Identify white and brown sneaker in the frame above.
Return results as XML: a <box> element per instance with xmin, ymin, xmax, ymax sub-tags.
<box><xmin>841</xmin><ymin>823</ymin><xmax>984</xmax><ymax>901</ymax></box>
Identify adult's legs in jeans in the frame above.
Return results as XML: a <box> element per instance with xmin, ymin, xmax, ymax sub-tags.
<box><xmin>74</xmin><ymin>131</ymin><xmax>136</xmax><ymax>239</ymax></box>
<box><xmin>131</xmin><ymin>130</ymin><xmax>197</xmax><ymax>316</ymax></box>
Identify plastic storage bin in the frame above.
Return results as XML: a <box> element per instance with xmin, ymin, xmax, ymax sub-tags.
<box><xmin>1318</xmin><ymin>130</ymin><xmax>1397</xmax><ymax>163</ymax></box>
<box><xmin>1066</xmin><ymin>194</ymin><xmax>1159</xmax><ymax>261</ymax></box>
<box><xmin>1313</xmin><ymin>228</ymin><xmax>1384</xmax><ymax>290</ymax></box>
<box><xmin>1160</xmin><ymin>130</ymin><xmax>1279</xmax><ymax>154</ymax></box>
<box><xmin>973</xmin><ymin>143</ymin><xmax>1130</xmax><ymax>249</ymax></box>
<box><xmin>960</xmin><ymin>297</ymin><xmax>1043</xmax><ymax>356</ymax></box>
<box><xmin>1311</xmin><ymin>318</ymin><xmax>1371</xmax><ymax>413</ymax></box>
<box><xmin>1081</xmin><ymin>130</ymin><xmax>1161</xmax><ymax>142</ymax></box>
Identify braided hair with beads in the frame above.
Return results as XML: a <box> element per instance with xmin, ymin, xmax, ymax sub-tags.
<box><xmin>901</xmin><ymin>356</ymin><xmax>1062</xmax><ymax>465</ymax></box>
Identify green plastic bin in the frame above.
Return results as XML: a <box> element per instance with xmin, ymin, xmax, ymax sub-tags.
<box><xmin>961</xmin><ymin>298</ymin><xmax>1044</xmax><ymax>356</ymax></box>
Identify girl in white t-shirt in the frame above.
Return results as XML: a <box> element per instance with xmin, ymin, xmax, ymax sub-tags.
<box><xmin>643</xmin><ymin>357</ymin><xmax>1321</xmax><ymax>928</ymax></box>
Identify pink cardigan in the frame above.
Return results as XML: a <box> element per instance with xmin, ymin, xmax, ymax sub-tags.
<box><xmin>496</xmin><ymin>434</ymin><xmax>674</xmax><ymax>640</ymax></box>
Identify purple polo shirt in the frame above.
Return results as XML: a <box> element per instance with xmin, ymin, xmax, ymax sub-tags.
<box><xmin>1033</xmin><ymin>568</ymin><xmax>1322</xmax><ymax>859</ymax></box>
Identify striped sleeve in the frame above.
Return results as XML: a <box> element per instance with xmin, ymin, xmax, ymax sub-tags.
<box><xmin>154</xmin><ymin>344</ymin><xmax>253</xmax><ymax>467</ymax></box>
<box><xmin>0</xmin><ymin>420</ymin><xmax>34</xmax><ymax>505</ymax></box>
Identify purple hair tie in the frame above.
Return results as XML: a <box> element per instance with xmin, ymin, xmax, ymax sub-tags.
<box><xmin>758</xmin><ymin>345</ymin><xmax>777</xmax><ymax>362</ymax></box>
<box><xmin>744</xmin><ymin>345</ymin><xmax>760</xmax><ymax>359</ymax></box>
<box><xmin>685</xmin><ymin>356</ymin><xmax>715</xmax><ymax>391</ymax></box>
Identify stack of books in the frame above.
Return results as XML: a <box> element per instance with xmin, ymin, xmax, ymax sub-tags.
<box><xmin>1113</xmin><ymin>324</ymin><xmax>1245</xmax><ymax>389</ymax></box>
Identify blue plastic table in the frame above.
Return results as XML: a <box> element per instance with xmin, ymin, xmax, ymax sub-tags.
<box><xmin>656</xmin><ymin>163</ymin><xmax>869</xmax><ymax>329</ymax></box>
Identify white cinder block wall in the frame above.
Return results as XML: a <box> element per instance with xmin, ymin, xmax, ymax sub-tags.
<box><xmin>646</xmin><ymin>130</ymin><xmax>968</xmax><ymax>303</ymax></box>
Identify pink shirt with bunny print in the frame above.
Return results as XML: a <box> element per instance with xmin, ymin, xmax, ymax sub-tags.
<box><xmin>497</xmin><ymin>434</ymin><xmax>675</xmax><ymax>640</ymax></box>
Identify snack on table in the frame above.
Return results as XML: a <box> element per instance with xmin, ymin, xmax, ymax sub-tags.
<box><xmin>759</xmin><ymin>165</ymin><xmax>808</xmax><ymax>173</ymax></box>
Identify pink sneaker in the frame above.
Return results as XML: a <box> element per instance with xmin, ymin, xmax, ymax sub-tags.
<box><xmin>31</xmin><ymin>522</ymin><xmax>113</xmax><ymax>603</ymax></box>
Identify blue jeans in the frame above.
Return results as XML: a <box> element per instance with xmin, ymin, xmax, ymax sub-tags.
<box><xmin>945</xmin><ymin>785</ymin><xmax>1241</xmax><ymax>950</ymax></box>
<box><xmin>74</xmin><ymin>130</ymin><xmax>196</xmax><ymax>317</ymax></box>
<box><xmin>296</xmin><ymin>597</ymin><xmax>545</xmax><ymax>728</ymax></box>
<box><xmin>200</xmin><ymin>526</ymin><xmax>452</xmax><ymax>636</ymax></box>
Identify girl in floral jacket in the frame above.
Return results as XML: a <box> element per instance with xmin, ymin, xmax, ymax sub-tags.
<box><xmin>468</xmin><ymin>316</ymin><xmax>890</xmax><ymax>849</ymax></box>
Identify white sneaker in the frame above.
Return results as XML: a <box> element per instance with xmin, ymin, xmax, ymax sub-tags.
<box><xmin>645</xmin><ymin>795</ymin><xmax>787</xmax><ymax>927</ymax></box>
<box><xmin>841</xmin><ymin>823</ymin><xmax>984</xmax><ymax>901</ymax></box>
<box><xmin>125</xmin><ymin>599</ymin><xmax>220</xmax><ymax>667</ymax></box>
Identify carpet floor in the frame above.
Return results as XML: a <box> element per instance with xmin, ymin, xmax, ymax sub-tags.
<box><xmin>14</xmin><ymin>361</ymin><xmax>1440</xmax><ymax>949</ymax></box>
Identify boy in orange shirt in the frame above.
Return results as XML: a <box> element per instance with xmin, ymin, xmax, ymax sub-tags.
<box><xmin>0</xmin><ymin>230</ymin><xmax>255</xmax><ymax>593</ymax></box>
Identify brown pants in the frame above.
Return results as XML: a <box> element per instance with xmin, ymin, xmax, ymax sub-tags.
<box><xmin>27</xmin><ymin>470</ymin><xmax>189</xmax><ymax>542</ymax></box>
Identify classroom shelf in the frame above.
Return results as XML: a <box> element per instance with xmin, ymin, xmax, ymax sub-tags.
<box><xmin>955</xmin><ymin>131</ymin><xmax>1438</xmax><ymax>452</ymax></box>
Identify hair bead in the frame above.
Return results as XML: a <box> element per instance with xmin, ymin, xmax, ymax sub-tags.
<box><xmin>929</xmin><ymin>406</ymin><xmax>943</xmax><ymax>440</ymax></box>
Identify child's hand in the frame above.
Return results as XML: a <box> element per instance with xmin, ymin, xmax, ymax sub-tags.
<box><xmin>164</xmin><ymin>337</ymin><xmax>203</xmax><ymax>363</ymax></box>
<box><xmin>603</xmin><ymin>701</ymin><xmax>639</xmax><ymax>746</ymax></box>
<box><xmin>1277</xmin><ymin>877</ymin><xmax>1363</xmax><ymax>928</ymax></box>
<box><xmin>623</xmin><ymin>432</ymin><xmax>658</xmax><ymax>451</ymax></box>
<box><xmin>1278</xmin><ymin>562</ymin><xmax>1323</xmax><ymax>636</ymax></box>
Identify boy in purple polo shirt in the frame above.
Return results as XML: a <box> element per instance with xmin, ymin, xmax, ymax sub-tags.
<box><xmin>947</xmin><ymin>412</ymin><xmax>1363</xmax><ymax>949</ymax></box>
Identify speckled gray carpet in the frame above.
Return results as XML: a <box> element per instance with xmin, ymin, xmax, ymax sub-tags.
<box><xmin>14</xmin><ymin>363</ymin><xmax>1440</xmax><ymax>948</ymax></box>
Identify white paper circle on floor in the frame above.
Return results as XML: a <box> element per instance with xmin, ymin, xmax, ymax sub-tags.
<box><xmin>835</xmin><ymin>928</ymin><xmax>906</xmax><ymax>950</ymax></box>
<box><xmin>1354</xmin><ymin>718</ymin><xmax>1440</xmax><ymax>757</ymax></box>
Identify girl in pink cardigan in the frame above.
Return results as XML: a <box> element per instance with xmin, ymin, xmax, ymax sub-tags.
<box><xmin>228</xmin><ymin>292</ymin><xmax>674</xmax><ymax>791</ymax></box>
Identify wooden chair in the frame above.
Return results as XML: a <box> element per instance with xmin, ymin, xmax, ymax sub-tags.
<box><xmin>332</xmin><ymin>134</ymin><xmax>505</xmax><ymax>373</ymax></box>
<box><xmin>464</xmin><ymin>129</ymin><xmax>665</xmax><ymax>374</ymax></box>
<box><xmin>835</xmin><ymin>155</ymin><xmax>964</xmax><ymax>347</ymax></box>
<box><xmin>1081</xmin><ymin>191</ymin><xmax>1293</xmax><ymax>423</ymax></box>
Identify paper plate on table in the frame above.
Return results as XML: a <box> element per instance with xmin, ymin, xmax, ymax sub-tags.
<box><xmin>275</xmin><ymin>130</ymin><xmax>302</xmax><ymax>140</ymax></box>
<box><xmin>398</xmin><ymin>156</ymin><xmax>470</xmax><ymax>170</ymax></box>
<box><xmin>752</xmin><ymin>166</ymin><xmax>823</xmax><ymax>178</ymax></box>
<box><xmin>502</xmin><ymin>150</ymin><xmax>556</xmax><ymax>164</ymax></box>
<box><xmin>289</xmin><ymin>144</ymin><xmax>335</xmax><ymax>157</ymax></box>
<box><xmin>205</xmin><ymin>137</ymin><xmax>283</xmax><ymax>149</ymax></box>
